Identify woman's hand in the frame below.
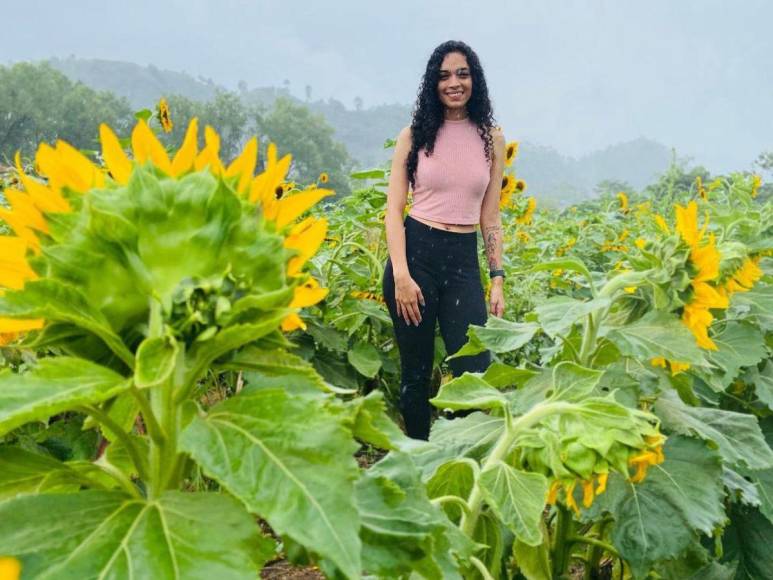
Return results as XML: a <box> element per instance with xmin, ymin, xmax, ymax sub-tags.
<box><xmin>489</xmin><ymin>279</ymin><xmax>505</xmax><ymax>317</ymax></box>
<box><xmin>395</xmin><ymin>274</ymin><xmax>425</xmax><ymax>326</ymax></box>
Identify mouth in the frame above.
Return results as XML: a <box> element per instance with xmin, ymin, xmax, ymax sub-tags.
<box><xmin>446</xmin><ymin>91</ymin><xmax>464</xmax><ymax>99</ymax></box>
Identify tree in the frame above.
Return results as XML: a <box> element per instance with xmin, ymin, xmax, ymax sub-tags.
<box><xmin>255</xmin><ymin>97</ymin><xmax>355</xmax><ymax>196</ymax></box>
<box><xmin>594</xmin><ymin>179</ymin><xmax>633</xmax><ymax>197</ymax></box>
<box><xmin>162</xmin><ymin>92</ymin><xmax>249</xmax><ymax>163</ymax></box>
<box><xmin>0</xmin><ymin>62</ymin><xmax>132</xmax><ymax>162</ymax></box>
<box><xmin>754</xmin><ymin>151</ymin><xmax>773</xmax><ymax>177</ymax></box>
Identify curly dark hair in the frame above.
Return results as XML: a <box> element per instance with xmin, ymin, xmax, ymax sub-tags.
<box><xmin>406</xmin><ymin>40</ymin><xmax>497</xmax><ymax>191</ymax></box>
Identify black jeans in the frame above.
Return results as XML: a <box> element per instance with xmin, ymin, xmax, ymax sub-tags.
<box><xmin>382</xmin><ymin>214</ymin><xmax>491</xmax><ymax>440</ymax></box>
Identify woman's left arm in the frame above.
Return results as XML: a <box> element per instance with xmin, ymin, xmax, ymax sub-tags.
<box><xmin>479</xmin><ymin>128</ymin><xmax>507</xmax><ymax>317</ymax></box>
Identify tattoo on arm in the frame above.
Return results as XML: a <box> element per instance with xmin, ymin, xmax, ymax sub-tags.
<box><xmin>484</xmin><ymin>224</ymin><xmax>503</xmax><ymax>271</ymax></box>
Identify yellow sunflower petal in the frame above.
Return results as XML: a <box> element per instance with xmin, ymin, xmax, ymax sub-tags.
<box><xmin>0</xmin><ymin>206</ymin><xmax>39</xmax><ymax>251</ymax></box>
<box><xmin>564</xmin><ymin>481</ymin><xmax>580</xmax><ymax>515</ymax></box>
<box><xmin>35</xmin><ymin>141</ymin><xmax>103</xmax><ymax>194</ymax></box>
<box><xmin>691</xmin><ymin>281</ymin><xmax>727</xmax><ymax>309</ymax></box>
<box><xmin>595</xmin><ymin>472</ymin><xmax>608</xmax><ymax>495</ymax></box>
<box><xmin>675</xmin><ymin>201</ymin><xmax>699</xmax><ymax>247</ymax></box>
<box><xmin>0</xmin><ymin>317</ymin><xmax>44</xmax><ymax>334</ymax></box>
<box><xmin>225</xmin><ymin>137</ymin><xmax>259</xmax><ymax>195</ymax></box>
<box><xmin>290</xmin><ymin>277</ymin><xmax>329</xmax><ymax>308</ymax></box>
<box><xmin>99</xmin><ymin>123</ymin><xmax>132</xmax><ymax>184</ymax></box>
<box><xmin>651</xmin><ymin>357</ymin><xmax>667</xmax><ymax>369</ymax></box>
<box><xmin>682</xmin><ymin>304</ymin><xmax>717</xmax><ymax>350</ymax></box>
<box><xmin>55</xmin><ymin>140</ymin><xmax>105</xmax><ymax>191</ymax></box>
<box><xmin>171</xmin><ymin>117</ymin><xmax>199</xmax><ymax>176</ymax></box>
<box><xmin>4</xmin><ymin>190</ymin><xmax>48</xmax><ymax>233</ymax></box>
<box><xmin>654</xmin><ymin>214</ymin><xmax>670</xmax><ymax>234</ymax></box>
<box><xmin>285</xmin><ymin>217</ymin><xmax>328</xmax><ymax>277</ymax></box>
<box><xmin>546</xmin><ymin>480</ymin><xmax>561</xmax><ymax>505</ymax></box>
<box><xmin>131</xmin><ymin>120</ymin><xmax>172</xmax><ymax>174</ymax></box>
<box><xmin>733</xmin><ymin>257</ymin><xmax>764</xmax><ymax>289</ymax></box>
<box><xmin>582</xmin><ymin>480</ymin><xmax>595</xmax><ymax>508</ymax></box>
<box><xmin>690</xmin><ymin>235</ymin><xmax>720</xmax><ymax>283</ymax></box>
<box><xmin>275</xmin><ymin>188</ymin><xmax>335</xmax><ymax>229</ymax></box>
<box><xmin>668</xmin><ymin>360</ymin><xmax>691</xmax><ymax>375</ymax></box>
<box><xmin>14</xmin><ymin>152</ymin><xmax>70</xmax><ymax>213</ymax></box>
<box><xmin>0</xmin><ymin>237</ymin><xmax>37</xmax><ymax>289</ymax></box>
<box><xmin>0</xmin><ymin>556</ymin><xmax>21</xmax><ymax>580</ymax></box>
<box><xmin>194</xmin><ymin>126</ymin><xmax>225</xmax><ymax>175</ymax></box>
<box><xmin>280</xmin><ymin>312</ymin><xmax>306</xmax><ymax>332</ymax></box>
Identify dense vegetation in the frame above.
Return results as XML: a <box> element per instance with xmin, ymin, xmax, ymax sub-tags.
<box><xmin>0</xmin><ymin>96</ymin><xmax>772</xmax><ymax>579</ymax></box>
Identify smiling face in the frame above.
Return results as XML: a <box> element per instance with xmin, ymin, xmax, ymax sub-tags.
<box><xmin>437</xmin><ymin>51</ymin><xmax>473</xmax><ymax>117</ymax></box>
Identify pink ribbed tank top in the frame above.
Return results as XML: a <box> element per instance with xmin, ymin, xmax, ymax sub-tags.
<box><xmin>409</xmin><ymin>118</ymin><xmax>492</xmax><ymax>225</ymax></box>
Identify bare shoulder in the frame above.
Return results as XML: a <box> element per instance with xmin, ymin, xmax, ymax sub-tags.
<box><xmin>398</xmin><ymin>125</ymin><xmax>413</xmax><ymax>143</ymax></box>
<box><xmin>491</xmin><ymin>125</ymin><xmax>505</xmax><ymax>146</ymax></box>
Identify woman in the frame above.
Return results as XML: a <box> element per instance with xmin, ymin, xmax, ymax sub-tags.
<box><xmin>382</xmin><ymin>40</ymin><xmax>506</xmax><ymax>440</ymax></box>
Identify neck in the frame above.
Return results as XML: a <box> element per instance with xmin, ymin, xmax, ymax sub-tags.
<box><xmin>445</xmin><ymin>109</ymin><xmax>468</xmax><ymax>121</ymax></box>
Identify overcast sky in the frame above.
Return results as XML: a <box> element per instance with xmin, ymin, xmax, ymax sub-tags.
<box><xmin>3</xmin><ymin>0</ymin><xmax>771</xmax><ymax>172</ymax></box>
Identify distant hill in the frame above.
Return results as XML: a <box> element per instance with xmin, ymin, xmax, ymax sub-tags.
<box><xmin>48</xmin><ymin>57</ymin><xmax>221</xmax><ymax>109</ymax></box>
<box><xmin>517</xmin><ymin>137</ymin><xmax>673</xmax><ymax>206</ymax></box>
<box><xmin>47</xmin><ymin>57</ymin><xmax>672</xmax><ymax>203</ymax></box>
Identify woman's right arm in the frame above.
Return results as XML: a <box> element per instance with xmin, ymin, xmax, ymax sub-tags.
<box><xmin>385</xmin><ymin>126</ymin><xmax>424</xmax><ymax>326</ymax></box>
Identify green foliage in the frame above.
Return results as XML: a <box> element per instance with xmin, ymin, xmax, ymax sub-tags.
<box><xmin>0</xmin><ymin>147</ymin><xmax>468</xmax><ymax>578</ymax></box>
<box><xmin>257</xmin><ymin>96</ymin><xmax>356</xmax><ymax>196</ymax></box>
<box><xmin>0</xmin><ymin>62</ymin><xmax>132</xmax><ymax>161</ymax></box>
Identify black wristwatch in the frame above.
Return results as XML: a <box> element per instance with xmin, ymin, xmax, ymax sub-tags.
<box><xmin>489</xmin><ymin>269</ymin><xmax>506</xmax><ymax>279</ymax></box>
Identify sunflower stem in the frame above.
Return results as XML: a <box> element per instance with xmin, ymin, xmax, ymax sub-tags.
<box><xmin>79</xmin><ymin>404</ymin><xmax>148</xmax><ymax>483</ymax></box>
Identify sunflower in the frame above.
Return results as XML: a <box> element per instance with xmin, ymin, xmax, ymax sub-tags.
<box><xmin>318</xmin><ymin>172</ymin><xmax>329</xmax><ymax>184</ymax></box>
<box><xmin>751</xmin><ymin>174</ymin><xmax>762</xmax><ymax>198</ymax></box>
<box><xmin>350</xmin><ymin>290</ymin><xmax>386</xmax><ymax>304</ymax></box>
<box><xmin>515</xmin><ymin>196</ymin><xmax>536</xmax><ymax>225</ymax></box>
<box><xmin>673</xmin><ymin>201</ymin><xmax>723</xmax><ymax>349</ymax></box>
<box><xmin>0</xmin><ymin>118</ymin><xmax>334</xmax><ymax>341</ymax></box>
<box><xmin>723</xmin><ymin>256</ymin><xmax>763</xmax><ymax>295</ymax></box>
<box><xmin>546</xmin><ymin>471</ymin><xmax>610</xmax><ymax>515</ymax></box>
<box><xmin>706</xmin><ymin>177</ymin><xmax>721</xmax><ymax>192</ymax></box>
<box><xmin>555</xmin><ymin>236</ymin><xmax>576</xmax><ymax>257</ymax></box>
<box><xmin>504</xmin><ymin>141</ymin><xmax>519</xmax><ymax>167</ymax></box>
<box><xmin>157</xmin><ymin>97</ymin><xmax>173</xmax><ymax>133</ymax></box>
<box><xmin>695</xmin><ymin>175</ymin><xmax>707</xmax><ymax>201</ymax></box>
<box><xmin>499</xmin><ymin>174</ymin><xmax>517</xmax><ymax>209</ymax></box>
<box><xmin>515</xmin><ymin>230</ymin><xmax>531</xmax><ymax>243</ymax></box>
<box><xmin>616</xmin><ymin>192</ymin><xmax>629</xmax><ymax>213</ymax></box>
<box><xmin>650</xmin><ymin>357</ymin><xmax>690</xmax><ymax>375</ymax></box>
<box><xmin>654</xmin><ymin>214</ymin><xmax>670</xmax><ymax>234</ymax></box>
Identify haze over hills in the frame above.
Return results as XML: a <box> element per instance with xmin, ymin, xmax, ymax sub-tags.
<box><xmin>47</xmin><ymin>57</ymin><xmax>675</xmax><ymax>205</ymax></box>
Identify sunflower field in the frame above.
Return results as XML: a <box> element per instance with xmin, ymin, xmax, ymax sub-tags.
<box><xmin>0</xmin><ymin>106</ymin><xmax>772</xmax><ymax>580</ymax></box>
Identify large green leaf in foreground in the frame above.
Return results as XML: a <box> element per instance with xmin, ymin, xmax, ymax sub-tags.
<box><xmin>722</xmin><ymin>504</ymin><xmax>773</xmax><ymax>579</ymax></box>
<box><xmin>0</xmin><ymin>357</ymin><xmax>131</xmax><ymax>436</ymax></box>
<box><xmin>588</xmin><ymin>436</ymin><xmax>725</xmax><ymax>577</ymax></box>
<box><xmin>479</xmin><ymin>460</ymin><xmax>548</xmax><ymax>546</ymax></box>
<box><xmin>606</xmin><ymin>310</ymin><xmax>708</xmax><ymax>365</ymax></box>
<box><xmin>654</xmin><ymin>390</ymin><xmax>773</xmax><ymax>469</ymax></box>
<box><xmin>180</xmin><ymin>385</ymin><xmax>362</xmax><ymax>579</ymax></box>
<box><xmin>0</xmin><ymin>490</ymin><xmax>272</xmax><ymax>579</ymax></box>
<box><xmin>0</xmin><ymin>447</ymin><xmax>113</xmax><ymax>500</ymax></box>
<box><xmin>356</xmin><ymin>452</ymin><xmax>473</xmax><ymax>579</ymax></box>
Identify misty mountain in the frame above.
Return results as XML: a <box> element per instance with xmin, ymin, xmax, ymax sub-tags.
<box><xmin>49</xmin><ymin>56</ymin><xmax>221</xmax><ymax>108</ymax></box>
